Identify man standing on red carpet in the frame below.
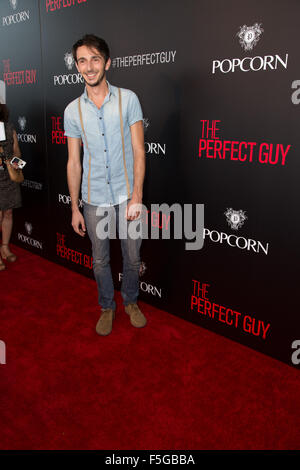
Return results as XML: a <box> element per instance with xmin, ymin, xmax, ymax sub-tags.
<box><xmin>64</xmin><ymin>34</ymin><xmax>147</xmax><ymax>336</ymax></box>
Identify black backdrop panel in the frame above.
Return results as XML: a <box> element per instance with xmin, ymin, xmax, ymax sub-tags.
<box><xmin>0</xmin><ymin>0</ymin><xmax>48</xmax><ymax>256</ymax></box>
<box><xmin>0</xmin><ymin>0</ymin><xmax>299</xmax><ymax>368</ymax></box>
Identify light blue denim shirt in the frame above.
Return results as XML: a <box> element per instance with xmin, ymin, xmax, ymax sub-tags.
<box><xmin>64</xmin><ymin>81</ymin><xmax>143</xmax><ymax>206</ymax></box>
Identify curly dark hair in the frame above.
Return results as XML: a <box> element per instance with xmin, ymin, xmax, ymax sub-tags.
<box><xmin>0</xmin><ymin>103</ymin><xmax>9</xmax><ymax>122</ymax></box>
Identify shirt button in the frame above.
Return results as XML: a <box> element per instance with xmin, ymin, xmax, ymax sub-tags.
<box><xmin>107</xmin><ymin>181</ymin><xmax>110</xmax><ymax>184</ymax></box>
<box><xmin>102</xmin><ymin>133</ymin><xmax>104</xmax><ymax>136</ymax></box>
<box><xmin>106</xmin><ymin>165</ymin><xmax>108</xmax><ymax>168</ymax></box>
<box><xmin>104</xmin><ymin>149</ymin><xmax>107</xmax><ymax>152</ymax></box>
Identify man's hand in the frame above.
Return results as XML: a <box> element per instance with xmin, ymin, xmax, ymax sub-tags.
<box><xmin>126</xmin><ymin>196</ymin><xmax>142</xmax><ymax>221</ymax></box>
<box><xmin>71</xmin><ymin>209</ymin><xmax>86</xmax><ymax>236</ymax></box>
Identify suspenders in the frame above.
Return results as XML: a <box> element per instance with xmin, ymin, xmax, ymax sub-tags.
<box><xmin>118</xmin><ymin>87</ymin><xmax>131</xmax><ymax>200</ymax></box>
<box><xmin>77</xmin><ymin>88</ymin><xmax>131</xmax><ymax>204</ymax></box>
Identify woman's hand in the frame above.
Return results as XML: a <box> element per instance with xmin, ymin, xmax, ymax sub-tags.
<box><xmin>7</xmin><ymin>158</ymin><xmax>20</xmax><ymax>170</ymax></box>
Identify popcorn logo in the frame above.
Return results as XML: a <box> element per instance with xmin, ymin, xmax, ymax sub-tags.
<box><xmin>64</xmin><ymin>52</ymin><xmax>74</xmax><ymax>71</ymax></box>
<box><xmin>25</xmin><ymin>222</ymin><xmax>33</xmax><ymax>235</ymax></box>
<box><xmin>143</xmin><ymin>118</ymin><xmax>150</xmax><ymax>132</ymax></box>
<box><xmin>9</xmin><ymin>0</ymin><xmax>18</xmax><ymax>10</ymax></box>
<box><xmin>224</xmin><ymin>208</ymin><xmax>247</xmax><ymax>230</ymax></box>
<box><xmin>139</xmin><ymin>261</ymin><xmax>147</xmax><ymax>277</ymax></box>
<box><xmin>237</xmin><ymin>23</ymin><xmax>264</xmax><ymax>51</ymax></box>
<box><xmin>18</xmin><ymin>116</ymin><xmax>26</xmax><ymax>131</ymax></box>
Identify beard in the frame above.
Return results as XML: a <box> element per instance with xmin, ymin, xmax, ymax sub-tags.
<box><xmin>83</xmin><ymin>70</ymin><xmax>106</xmax><ymax>87</ymax></box>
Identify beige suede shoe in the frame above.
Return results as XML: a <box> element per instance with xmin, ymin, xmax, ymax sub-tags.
<box><xmin>95</xmin><ymin>308</ymin><xmax>115</xmax><ymax>336</ymax></box>
<box><xmin>125</xmin><ymin>303</ymin><xmax>147</xmax><ymax>328</ymax></box>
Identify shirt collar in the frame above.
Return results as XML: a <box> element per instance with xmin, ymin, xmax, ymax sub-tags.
<box><xmin>82</xmin><ymin>80</ymin><xmax>116</xmax><ymax>102</ymax></box>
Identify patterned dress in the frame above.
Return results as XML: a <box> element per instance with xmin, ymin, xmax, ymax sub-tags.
<box><xmin>0</xmin><ymin>121</ymin><xmax>22</xmax><ymax>211</ymax></box>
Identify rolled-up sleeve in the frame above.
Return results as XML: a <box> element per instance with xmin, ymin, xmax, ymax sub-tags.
<box><xmin>64</xmin><ymin>104</ymin><xmax>81</xmax><ymax>138</ymax></box>
<box><xmin>127</xmin><ymin>92</ymin><xmax>143</xmax><ymax>127</ymax></box>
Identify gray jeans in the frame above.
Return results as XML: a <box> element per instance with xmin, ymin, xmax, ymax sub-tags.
<box><xmin>83</xmin><ymin>200</ymin><xmax>142</xmax><ymax>310</ymax></box>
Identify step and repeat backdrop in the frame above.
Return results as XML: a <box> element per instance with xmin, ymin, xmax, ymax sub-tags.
<box><xmin>0</xmin><ymin>0</ymin><xmax>299</xmax><ymax>368</ymax></box>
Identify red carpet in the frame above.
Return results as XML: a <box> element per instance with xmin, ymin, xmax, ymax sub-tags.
<box><xmin>0</xmin><ymin>245</ymin><xmax>299</xmax><ymax>450</ymax></box>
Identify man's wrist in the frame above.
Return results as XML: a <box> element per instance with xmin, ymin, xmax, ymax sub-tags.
<box><xmin>71</xmin><ymin>203</ymin><xmax>80</xmax><ymax>212</ymax></box>
<box><xmin>131</xmin><ymin>190</ymin><xmax>143</xmax><ymax>201</ymax></box>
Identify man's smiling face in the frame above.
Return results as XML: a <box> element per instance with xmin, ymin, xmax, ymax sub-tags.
<box><xmin>75</xmin><ymin>45</ymin><xmax>111</xmax><ymax>87</ymax></box>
